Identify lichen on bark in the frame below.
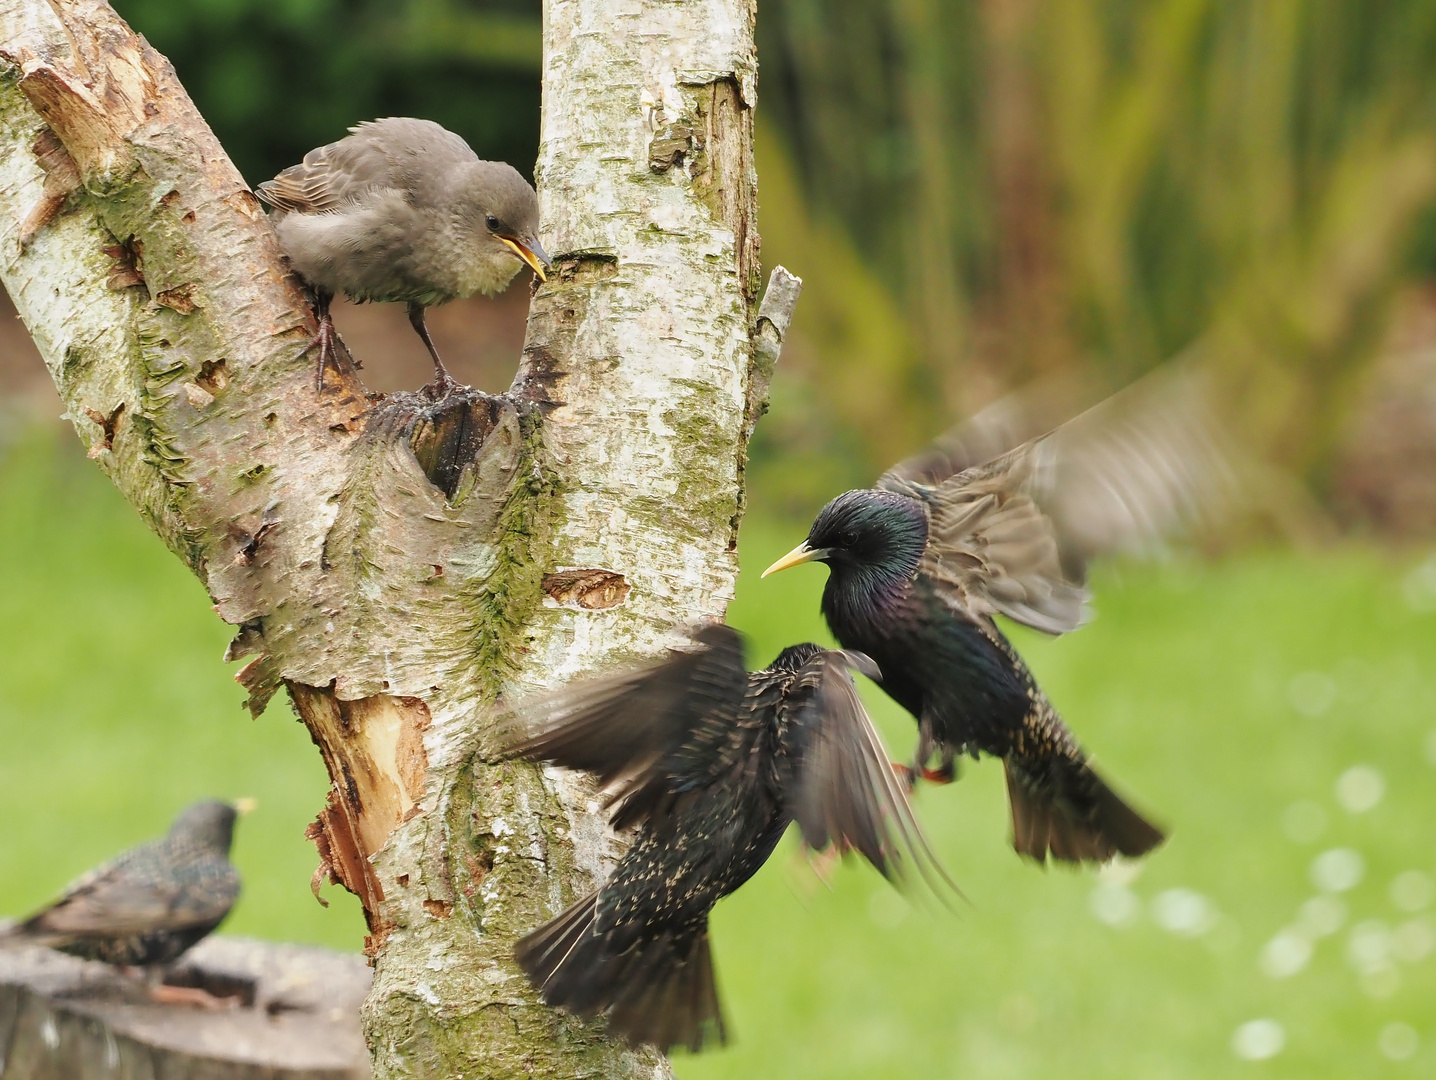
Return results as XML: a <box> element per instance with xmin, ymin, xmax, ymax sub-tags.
<box><xmin>0</xmin><ymin>0</ymin><xmax>794</xmax><ymax>1074</ymax></box>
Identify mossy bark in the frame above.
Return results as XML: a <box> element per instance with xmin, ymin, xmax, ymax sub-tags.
<box><xmin>0</xmin><ymin>0</ymin><xmax>783</xmax><ymax>1075</ymax></box>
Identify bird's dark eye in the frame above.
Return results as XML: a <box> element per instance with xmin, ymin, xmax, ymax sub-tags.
<box><xmin>839</xmin><ymin>531</ymin><xmax>858</xmax><ymax>548</ymax></box>
<box><xmin>485</xmin><ymin>214</ymin><xmax>500</xmax><ymax>231</ymax></box>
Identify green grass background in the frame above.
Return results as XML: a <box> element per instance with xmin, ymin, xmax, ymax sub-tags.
<box><xmin>2</xmin><ymin>423</ymin><xmax>1434</xmax><ymax>1078</ymax></box>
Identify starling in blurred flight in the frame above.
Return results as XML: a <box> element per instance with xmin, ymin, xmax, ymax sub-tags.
<box><xmin>764</xmin><ymin>368</ymin><xmax>1234</xmax><ymax>864</ymax></box>
<box><xmin>256</xmin><ymin>117</ymin><xmax>551</xmax><ymax>391</ymax></box>
<box><xmin>1</xmin><ymin>801</ymin><xmax>243</xmax><ymax>978</ymax></box>
<box><xmin>502</xmin><ymin>624</ymin><xmax>945</xmax><ymax>1052</ymax></box>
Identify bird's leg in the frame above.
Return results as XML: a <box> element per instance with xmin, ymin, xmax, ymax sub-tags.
<box><xmin>408</xmin><ymin>303</ymin><xmax>456</xmax><ymax>392</ymax></box>
<box><xmin>148</xmin><ymin>982</ymin><xmax>241</xmax><ymax>1009</ymax></box>
<box><xmin>310</xmin><ymin>288</ymin><xmax>339</xmax><ymax>393</ymax></box>
<box><xmin>139</xmin><ymin>967</ymin><xmax>240</xmax><ymax>1009</ymax></box>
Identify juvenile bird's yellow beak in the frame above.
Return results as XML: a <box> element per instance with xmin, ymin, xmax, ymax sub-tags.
<box><xmin>233</xmin><ymin>797</ymin><xmax>258</xmax><ymax>816</ymax></box>
<box><xmin>762</xmin><ymin>541</ymin><xmax>826</xmax><ymax>578</ymax></box>
<box><xmin>499</xmin><ymin>235</ymin><xmax>552</xmax><ymax>281</ymax></box>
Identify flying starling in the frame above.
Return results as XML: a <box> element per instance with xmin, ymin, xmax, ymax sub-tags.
<box><xmin>502</xmin><ymin>624</ymin><xmax>945</xmax><ymax>1052</ymax></box>
<box><xmin>764</xmin><ymin>367</ymin><xmax>1234</xmax><ymax>864</ymax></box>
<box><xmin>1</xmin><ymin>801</ymin><xmax>243</xmax><ymax>976</ymax></box>
<box><xmin>255</xmin><ymin>117</ymin><xmax>551</xmax><ymax>391</ymax></box>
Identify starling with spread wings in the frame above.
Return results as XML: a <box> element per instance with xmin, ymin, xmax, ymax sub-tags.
<box><xmin>763</xmin><ymin>365</ymin><xmax>1235</xmax><ymax>864</ymax></box>
<box><xmin>1</xmin><ymin>801</ymin><xmax>242</xmax><ymax>973</ymax></box>
<box><xmin>501</xmin><ymin>624</ymin><xmax>944</xmax><ymax>1053</ymax></box>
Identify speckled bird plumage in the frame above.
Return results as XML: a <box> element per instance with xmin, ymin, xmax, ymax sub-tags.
<box><xmin>767</xmin><ymin>367</ymin><xmax>1235</xmax><ymax>864</ymax></box>
<box><xmin>1</xmin><ymin>801</ymin><xmax>241</xmax><ymax>968</ymax></box>
<box><xmin>502</xmin><ymin>625</ymin><xmax>943</xmax><ymax>1052</ymax></box>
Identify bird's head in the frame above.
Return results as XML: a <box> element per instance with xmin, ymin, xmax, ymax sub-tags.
<box><xmin>169</xmin><ymin>800</ymin><xmax>241</xmax><ymax>855</ymax></box>
<box><xmin>462</xmin><ymin>162</ymin><xmax>551</xmax><ymax>286</ymax></box>
<box><xmin>763</xmin><ymin>489</ymin><xmax>929</xmax><ymax>583</ymax></box>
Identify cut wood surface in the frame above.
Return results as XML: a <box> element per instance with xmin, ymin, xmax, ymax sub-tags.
<box><xmin>0</xmin><ymin>936</ymin><xmax>370</xmax><ymax>1079</ymax></box>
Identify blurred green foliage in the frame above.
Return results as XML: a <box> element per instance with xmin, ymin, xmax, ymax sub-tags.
<box><xmin>0</xmin><ymin>426</ymin><xmax>365</xmax><ymax>950</ymax></box>
<box><xmin>4</xmin><ymin>426</ymin><xmax>1435</xmax><ymax>1077</ymax></box>
<box><xmin>759</xmin><ymin>0</ymin><xmax>1436</xmax><ymax>496</ymax></box>
<box><xmin>113</xmin><ymin>0</ymin><xmax>541</xmax><ymax>185</ymax></box>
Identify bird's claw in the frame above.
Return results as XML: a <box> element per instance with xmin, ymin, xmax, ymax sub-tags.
<box><xmin>891</xmin><ymin>761</ymin><xmax>955</xmax><ymax>789</ymax></box>
<box><xmin>308</xmin><ymin>312</ymin><xmax>352</xmax><ymax>394</ymax></box>
<box><xmin>148</xmin><ymin>983</ymin><xmax>241</xmax><ymax>1010</ymax></box>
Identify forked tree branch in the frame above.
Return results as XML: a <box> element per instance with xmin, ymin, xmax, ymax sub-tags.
<box><xmin>0</xmin><ymin>0</ymin><xmax>796</xmax><ymax>1074</ymax></box>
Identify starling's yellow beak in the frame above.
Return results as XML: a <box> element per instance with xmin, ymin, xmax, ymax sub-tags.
<box><xmin>233</xmin><ymin>797</ymin><xmax>258</xmax><ymax>816</ymax></box>
<box><xmin>500</xmin><ymin>235</ymin><xmax>552</xmax><ymax>281</ymax></box>
<box><xmin>762</xmin><ymin>541</ymin><xmax>828</xmax><ymax>578</ymax></box>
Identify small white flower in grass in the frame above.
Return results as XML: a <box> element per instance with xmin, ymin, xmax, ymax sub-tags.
<box><xmin>1359</xmin><ymin>966</ymin><xmax>1401</xmax><ymax>999</ymax></box>
<box><xmin>1282</xmin><ymin>801</ymin><xmax>1327</xmax><ymax>844</ymax></box>
<box><xmin>1297</xmin><ymin>895</ymin><xmax>1346</xmax><ymax>938</ymax></box>
<box><xmin>1289</xmin><ymin>672</ymin><xmax>1336</xmax><ymax>717</ymax></box>
<box><xmin>1260</xmin><ymin>930</ymin><xmax>1313</xmax><ymax>979</ymax></box>
<box><xmin>1232</xmin><ymin>1019</ymin><xmax>1285</xmax><ymax>1061</ymax></box>
<box><xmin>1391</xmin><ymin>870</ymin><xmax>1434</xmax><ymax>913</ymax></box>
<box><xmin>1090</xmin><ymin>882</ymin><xmax>1140</xmax><ymax>927</ymax></box>
<box><xmin>1348</xmin><ymin>920</ymin><xmax>1394</xmax><ymax>972</ymax></box>
<box><xmin>1311</xmin><ymin>848</ymin><xmax>1364</xmax><ymax>893</ymax></box>
<box><xmin>1152</xmin><ymin>888</ymin><xmax>1217</xmax><ymax>937</ymax></box>
<box><xmin>1335</xmin><ymin>765</ymin><xmax>1384</xmax><ymax>813</ymax></box>
<box><xmin>1379</xmin><ymin>1023</ymin><xmax>1420</xmax><ymax>1061</ymax></box>
<box><xmin>1393</xmin><ymin>917</ymin><xmax>1435</xmax><ymax>964</ymax></box>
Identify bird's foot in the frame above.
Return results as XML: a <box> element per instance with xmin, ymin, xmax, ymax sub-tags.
<box><xmin>310</xmin><ymin>313</ymin><xmax>343</xmax><ymax>393</ymax></box>
<box><xmin>891</xmin><ymin>761</ymin><xmax>955</xmax><ymax>789</ymax></box>
<box><xmin>422</xmin><ymin>362</ymin><xmax>460</xmax><ymax>399</ymax></box>
<box><xmin>149</xmin><ymin>983</ymin><xmax>241</xmax><ymax>1010</ymax></box>
<box><xmin>804</xmin><ymin>843</ymin><xmax>848</xmax><ymax>887</ymax></box>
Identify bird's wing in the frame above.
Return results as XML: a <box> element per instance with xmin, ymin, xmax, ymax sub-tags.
<box><xmin>21</xmin><ymin>851</ymin><xmax>235</xmax><ymax>939</ymax></box>
<box><xmin>255</xmin><ymin>118</ymin><xmax>478</xmax><ymax>215</ymax></box>
<box><xmin>880</xmin><ymin>362</ymin><xmax>1235</xmax><ymax>635</ymax></box>
<box><xmin>499</xmin><ymin>624</ymin><xmax>751</xmax><ymax>830</ymax></box>
<box><xmin>786</xmin><ymin>651</ymin><xmax>953</xmax><ymax>895</ymax></box>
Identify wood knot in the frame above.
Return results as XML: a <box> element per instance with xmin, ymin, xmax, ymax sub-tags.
<box><xmin>541</xmin><ymin>568</ymin><xmax>631</xmax><ymax>610</ymax></box>
<box><xmin>649</xmin><ymin>123</ymin><xmax>696</xmax><ymax>171</ymax></box>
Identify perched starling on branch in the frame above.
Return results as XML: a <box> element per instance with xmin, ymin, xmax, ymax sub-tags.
<box><xmin>764</xmin><ymin>366</ymin><xmax>1234</xmax><ymax>864</ymax></box>
<box><xmin>502</xmin><ymin>624</ymin><xmax>946</xmax><ymax>1053</ymax></box>
<box><xmin>1</xmin><ymin>801</ymin><xmax>244</xmax><ymax>974</ymax></box>
<box><xmin>255</xmin><ymin>117</ymin><xmax>551</xmax><ymax>391</ymax></box>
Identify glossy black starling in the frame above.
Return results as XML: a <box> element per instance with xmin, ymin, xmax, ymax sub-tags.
<box><xmin>255</xmin><ymin>117</ymin><xmax>551</xmax><ymax>391</ymax></box>
<box><xmin>501</xmin><ymin>624</ymin><xmax>944</xmax><ymax>1052</ymax></box>
<box><xmin>1</xmin><ymin>801</ymin><xmax>243</xmax><ymax>970</ymax></box>
<box><xmin>764</xmin><ymin>370</ymin><xmax>1232</xmax><ymax>864</ymax></box>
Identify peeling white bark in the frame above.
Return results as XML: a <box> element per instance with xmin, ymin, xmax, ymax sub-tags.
<box><xmin>0</xmin><ymin>0</ymin><xmax>782</xmax><ymax>1075</ymax></box>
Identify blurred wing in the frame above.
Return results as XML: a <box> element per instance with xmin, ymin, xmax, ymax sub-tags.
<box><xmin>499</xmin><ymin>624</ymin><xmax>750</xmax><ymax>829</ymax></box>
<box><xmin>879</xmin><ymin>370</ymin><xmax>1101</xmax><ymax>490</ymax></box>
<box><xmin>882</xmin><ymin>361</ymin><xmax>1236</xmax><ymax>635</ymax></box>
<box><xmin>788</xmin><ymin>652</ymin><xmax>953</xmax><ymax>896</ymax></box>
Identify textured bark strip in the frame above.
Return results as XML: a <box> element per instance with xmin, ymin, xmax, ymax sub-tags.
<box><xmin>0</xmin><ymin>0</ymin><xmax>781</xmax><ymax>1074</ymax></box>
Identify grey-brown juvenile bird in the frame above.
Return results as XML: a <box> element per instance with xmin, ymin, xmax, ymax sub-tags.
<box><xmin>502</xmin><ymin>624</ymin><xmax>946</xmax><ymax>1052</ymax></box>
<box><xmin>764</xmin><ymin>365</ymin><xmax>1235</xmax><ymax>864</ymax></box>
<box><xmin>1</xmin><ymin>801</ymin><xmax>243</xmax><ymax>976</ymax></box>
<box><xmin>255</xmin><ymin>117</ymin><xmax>551</xmax><ymax>391</ymax></box>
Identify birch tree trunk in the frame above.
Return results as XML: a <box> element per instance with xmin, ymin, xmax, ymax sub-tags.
<box><xmin>0</xmin><ymin>0</ymin><xmax>791</xmax><ymax>1075</ymax></box>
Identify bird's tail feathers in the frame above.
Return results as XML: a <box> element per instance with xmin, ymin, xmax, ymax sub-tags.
<box><xmin>1004</xmin><ymin>756</ymin><xmax>1164</xmax><ymax>864</ymax></box>
<box><xmin>515</xmin><ymin>893</ymin><xmax>726</xmax><ymax>1053</ymax></box>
